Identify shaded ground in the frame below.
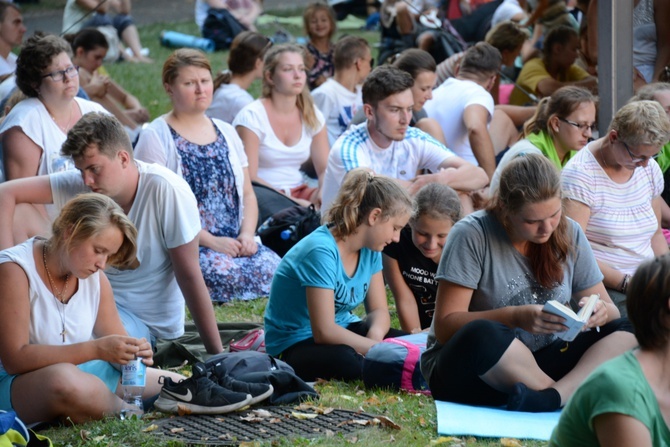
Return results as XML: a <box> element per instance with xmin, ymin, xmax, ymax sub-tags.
<box><xmin>22</xmin><ymin>0</ymin><xmax>312</xmax><ymax>36</ymax></box>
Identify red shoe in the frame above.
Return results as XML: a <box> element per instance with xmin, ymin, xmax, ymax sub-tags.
<box><xmin>230</xmin><ymin>329</ymin><xmax>266</xmax><ymax>353</ymax></box>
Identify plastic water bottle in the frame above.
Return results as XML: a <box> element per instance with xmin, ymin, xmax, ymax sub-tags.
<box><xmin>120</xmin><ymin>357</ymin><xmax>146</xmax><ymax>420</ymax></box>
<box><xmin>160</xmin><ymin>31</ymin><xmax>216</xmax><ymax>53</ymax></box>
<box><xmin>280</xmin><ymin>225</ymin><xmax>297</xmax><ymax>241</ymax></box>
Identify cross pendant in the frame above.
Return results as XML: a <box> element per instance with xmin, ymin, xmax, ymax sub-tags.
<box><xmin>61</xmin><ymin>327</ymin><xmax>66</xmax><ymax>343</ymax></box>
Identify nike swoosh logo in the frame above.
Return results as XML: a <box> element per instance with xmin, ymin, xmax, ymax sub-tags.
<box><xmin>163</xmin><ymin>388</ymin><xmax>193</xmax><ymax>402</ymax></box>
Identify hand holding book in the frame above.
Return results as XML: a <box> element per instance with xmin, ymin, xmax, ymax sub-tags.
<box><xmin>542</xmin><ymin>294</ymin><xmax>601</xmax><ymax>342</ymax></box>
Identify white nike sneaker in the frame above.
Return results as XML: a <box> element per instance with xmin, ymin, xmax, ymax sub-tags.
<box><xmin>154</xmin><ymin>363</ymin><xmax>251</xmax><ymax>414</ymax></box>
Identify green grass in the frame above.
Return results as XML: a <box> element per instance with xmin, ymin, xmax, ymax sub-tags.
<box><xmin>35</xmin><ymin>12</ymin><xmax>549</xmax><ymax>447</ymax></box>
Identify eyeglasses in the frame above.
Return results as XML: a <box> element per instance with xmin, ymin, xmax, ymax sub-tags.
<box><xmin>42</xmin><ymin>65</ymin><xmax>79</xmax><ymax>82</ymax></box>
<box><xmin>558</xmin><ymin>117</ymin><xmax>597</xmax><ymax>133</ymax></box>
<box><xmin>620</xmin><ymin>140</ymin><xmax>660</xmax><ymax>163</ymax></box>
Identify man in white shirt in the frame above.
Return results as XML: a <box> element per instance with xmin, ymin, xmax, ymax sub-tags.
<box><xmin>312</xmin><ymin>35</ymin><xmax>370</xmax><ymax>147</ymax></box>
<box><xmin>425</xmin><ymin>42</ymin><xmax>501</xmax><ymax>179</ymax></box>
<box><xmin>0</xmin><ymin>2</ymin><xmax>24</xmax><ymax>77</ymax></box>
<box><xmin>321</xmin><ymin>65</ymin><xmax>488</xmax><ymax>212</ymax></box>
<box><xmin>0</xmin><ymin>113</ymin><xmax>224</xmax><ymax>354</ymax></box>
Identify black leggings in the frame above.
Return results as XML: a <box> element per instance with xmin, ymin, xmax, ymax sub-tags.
<box><xmin>279</xmin><ymin>321</ymin><xmax>406</xmax><ymax>382</ymax></box>
<box><xmin>427</xmin><ymin>318</ymin><xmax>633</xmax><ymax>406</ymax></box>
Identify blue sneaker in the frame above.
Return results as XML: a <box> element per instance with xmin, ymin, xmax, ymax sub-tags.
<box><xmin>154</xmin><ymin>363</ymin><xmax>251</xmax><ymax>415</ymax></box>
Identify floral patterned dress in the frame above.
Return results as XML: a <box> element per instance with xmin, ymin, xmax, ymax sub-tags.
<box><xmin>170</xmin><ymin>124</ymin><xmax>280</xmax><ymax>302</ymax></box>
<box><xmin>306</xmin><ymin>42</ymin><xmax>334</xmax><ymax>90</ymax></box>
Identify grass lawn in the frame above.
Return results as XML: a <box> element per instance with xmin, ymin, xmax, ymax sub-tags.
<box><xmin>36</xmin><ymin>12</ymin><xmax>550</xmax><ymax>447</ymax></box>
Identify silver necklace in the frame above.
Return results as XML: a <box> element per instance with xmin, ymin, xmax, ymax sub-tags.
<box><xmin>42</xmin><ymin>242</ymin><xmax>70</xmax><ymax>343</ymax></box>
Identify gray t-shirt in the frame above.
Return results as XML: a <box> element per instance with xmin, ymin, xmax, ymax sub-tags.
<box><xmin>421</xmin><ymin>210</ymin><xmax>603</xmax><ymax>381</ymax></box>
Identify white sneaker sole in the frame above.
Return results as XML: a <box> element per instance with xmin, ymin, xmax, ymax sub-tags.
<box><xmin>154</xmin><ymin>393</ymin><xmax>252</xmax><ymax>415</ymax></box>
<box><xmin>247</xmin><ymin>384</ymin><xmax>274</xmax><ymax>406</ymax></box>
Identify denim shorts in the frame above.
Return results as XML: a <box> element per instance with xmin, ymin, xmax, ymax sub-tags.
<box><xmin>0</xmin><ymin>360</ymin><xmax>121</xmax><ymax>411</ymax></box>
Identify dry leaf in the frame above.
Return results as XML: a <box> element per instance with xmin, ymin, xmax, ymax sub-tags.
<box><xmin>218</xmin><ymin>434</ymin><xmax>233</xmax><ymax>440</ymax></box>
<box><xmin>389</xmin><ymin>435</ymin><xmax>396</xmax><ymax>442</ymax></box>
<box><xmin>291</xmin><ymin>411</ymin><xmax>319</xmax><ymax>420</ymax></box>
<box><xmin>239</xmin><ymin>442</ymin><xmax>260</xmax><ymax>447</ymax></box>
<box><xmin>142</xmin><ymin>424</ymin><xmax>159</xmax><ymax>432</ymax></box>
<box><xmin>340</xmin><ymin>394</ymin><xmax>355</xmax><ymax>401</ymax></box>
<box><xmin>325</xmin><ymin>429</ymin><xmax>335</xmax><ymax>437</ymax></box>
<box><xmin>500</xmin><ymin>438</ymin><xmax>523</xmax><ymax>447</ymax></box>
<box><xmin>385</xmin><ymin>395</ymin><xmax>403</xmax><ymax>404</ymax></box>
<box><xmin>251</xmin><ymin>409</ymin><xmax>273</xmax><ymax>418</ymax></box>
<box><xmin>346</xmin><ymin>436</ymin><xmax>358</xmax><ymax>444</ymax></box>
<box><xmin>79</xmin><ymin>430</ymin><xmax>90</xmax><ymax>441</ymax></box>
<box><xmin>429</xmin><ymin>437</ymin><xmax>462</xmax><ymax>445</ymax></box>
<box><xmin>294</xmin><ymin>403</ymin><xmax>317</xmax><ymax>411</ymax></box>
<box><xmin>170</xmin><ymin>427</ymin><xmax>185</xmax><ymax>434</ymax></box>
<box><xmin>364</xmin><ymin>396</ymin><xmax>381</xmax><ymax>405</ymax></box>
<box><xmin>91</xmin><ymin>435</ymin><xmax>106</xmax><ymax>443</ymax></box>
<box><xmin>419</xmin><ymin>416</ymin><xmax>427</xmax><ymax>427</ymax></box>
<box><xmin>356</xmin><ymin>390</ymin><xmax>365</xmax><ymax>395</ymax></box>
<box><xmin>177</xmin><ymin>404</ymin><xmax>192</xmax><ymax>416</ymax></box>
<box><xmin>239</xmin><ymin>415</ymin><xmax>264</xmax><ymax>423</ymax></box>
<box><xmin>375</xmin><ymin>415</ymin><xmax>402</xmax><ymax>430</ymax></box>
<box><xmin>269</xmin><ymin>418</ymin><xmax>282</xmax><ymax>423</ymax></box>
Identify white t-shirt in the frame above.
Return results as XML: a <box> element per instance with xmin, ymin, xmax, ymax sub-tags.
<box><xmin>195</xmin><ymin>0</ymin><xmax>210</xmax><ymax>28</ymax></box>
<box><xmin>0</xmin><ymin>97</ymin><xmax>108</xmax><ymax>178</ymax></box>
<box><xmin>424</xmin><ymin>77</ymin><xmax>494</xmax><ymax>166</ymax></box>
<box><xmin>322</xmin><ymin>122</ymin><xmax>455</xmax><ymax>211</ymax></box>
<box><xmin>0</xmin><ymin>238</ymin><xmax>101</xmax><ymax>355</ymax></box>
<box><xmin>62</xmin><ymin>0</ymin><xmax>88</xmax><ymax>33</ymax></box>
<box><xmin>135</xmin><ymin>115</ymin><xmax>248</xmax><ymax>226</ymax></box>
<box><xmin>311</xmin><ymin>78</ymin><xmax>363</xmax><ymax>147</ymax></box>
<box><xmin>49</xmin><ymin>161</ymin><xmax>202</xmax><ymax>340</ymax></box>
<box><xmin>0</xmin><ymin>52</ymin><xmax>17</xmax><ymax>77</ymax></box>
<box><xmin>232</xmin><ymin>99</ymin><xmax>325</xmax><ymax>191</ymax></box>
<box><xmin>492</xmin><ymin>0</ymin><xmax>524</xmax><ymax>26</ymax></box>
<box><xmin>207</xmin><ymin>82</ymin><xmax>254</xmax><ymax>124</ymax></box>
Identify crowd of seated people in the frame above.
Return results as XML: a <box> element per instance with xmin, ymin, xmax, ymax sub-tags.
<box><xmin>4</xmin><ymin>0</ymin><xmax>670</xmax><ymax>432</ymax></box>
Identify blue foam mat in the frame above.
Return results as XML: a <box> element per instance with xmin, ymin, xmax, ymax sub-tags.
<box><xmin>435</xmin><ymin>400</ymin><xmax>561</xmax><ymax>441</ymax></box>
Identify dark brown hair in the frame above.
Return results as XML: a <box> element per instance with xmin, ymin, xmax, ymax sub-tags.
<box><xmin>16</xmin><ymin>33</ymin><xmax>72</xmax><ymax>97</ymax></box>
<box><xmin>627</xmin><ymin>254</ymin><xmax>670</xmax><ymax>350</ymax></box>
<box><xmin>488</xmin><ymin>153</ymin><xmax>571</xmax><ymax>288</ymax></box>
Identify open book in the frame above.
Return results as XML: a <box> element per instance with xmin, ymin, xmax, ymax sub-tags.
<box><xmin>542</xmin><ymin>294</ymin><xmax>600</xmax><ymax>342</ymax></box>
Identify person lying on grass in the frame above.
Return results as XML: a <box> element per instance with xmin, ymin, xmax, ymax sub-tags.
<box><xmin>0</xmin><ymin>193</ymin><xmax>183</xmax><ymax>423</ymax></box>
<box><xmin>421</xmin><ymin>153</ymin><xmax>636</xmax><ymax>412</ymax></box>
<box><xmin>264</xmin><ymin>169</ymin><xmax>410</xmax><ymax>382</ymax></box>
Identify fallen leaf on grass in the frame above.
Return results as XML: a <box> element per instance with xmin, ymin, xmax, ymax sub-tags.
<box><xmin>419</xmin><ymin>416</ymin><xmax>427</xmax><ymax>427</ymax></box>
<box><xmin>337</xmin><ymin>419</ymin><xmax>372</xmax><ymax>427</ymax></box>
<box><xmin>79</xmin><ymin>430</ymin><xmax>90</xmax><ymax>441</ymax></box>
<box><xmin>364</xmin><ymin>396</ymin><xmax>381</xmax><ymax>405</ymax></box>
<box><xmin>291</xmin><ymin>411</ymin><xmax>319</xmax><ymax>420</ymax></box>
<box><xmin>239</xmin><ymin>442</ymin><xmax>260</xmax><ymax>447</ymax></box>
<box><xmin>91</xmin><ymin>435</ymin><xmax>106</xmax><ymax>443</ymax></box>
<box><xmin>170</xmin><ymin>427</ymin><xmax>185</xmax><ymax>434</ymax></box>
<box><xmin>346</xmin><ymin>435</ymin><xmax>358</xmax><ymax>443</ymax></box>
<box><xmin>356</xmin><ymin>390</ymin><xmax>365</xmax><ymax>396</ymax></box>
<box><xmin>500</xmin><ymin>438</ymin><xmax>523</xmax><ymax>447</ymax></box>
<box><xmin>142</xmin><ymin>424</ymin><xmax>158</xmax><ymax>432</ymax></box>
<box><xmin>429</xmin><ymin>436</ymin><xmax>462</xmax><ymax>445</ymax></box>
<box><xmin>374</xmin><ymin>415</ymin><xmax>402</xmax><ymax>430</ymax></box>
<box><xmin>389</xmin><ymin>435</ymin><xmax>396</xmax><ymax>442</ymax></box>
<box><xmin>385</xmin><ymin>395</ymin><xmax>403</xmax><ymax>404</ymax></box>
<box><xmin>339</xmin><ymin>394</ymin><xmax>355</xmax><ymax>401</ymax></box>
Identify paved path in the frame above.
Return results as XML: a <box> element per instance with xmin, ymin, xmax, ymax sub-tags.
<box><xmin>23</xmin><ymin>0</ymin><xmax>311</xmax><ymax>36</ymax></box>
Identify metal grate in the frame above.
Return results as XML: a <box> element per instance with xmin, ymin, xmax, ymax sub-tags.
<box><xmin>153</xmin><ymin>407</ymin><xmax>380</xmax><ymax>446</ymax></box>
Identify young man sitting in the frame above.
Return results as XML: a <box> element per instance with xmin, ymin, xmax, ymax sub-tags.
<box><xmin>321</xmin><ymin>65</ymin><xmax>488</xmax><ymax>213</ymax></box>
<box><xmin>0</xmin><ymin>113</ymin><xmax>223</xmax><ymax>354</ymax></box>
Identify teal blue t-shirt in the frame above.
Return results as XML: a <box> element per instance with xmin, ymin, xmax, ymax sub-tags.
<box><xmin>264</xmin><ymin>225</ymin><xmax>383</xmax><ymax>356</ymax></box>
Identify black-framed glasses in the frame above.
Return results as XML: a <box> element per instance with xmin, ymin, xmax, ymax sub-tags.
<box><xmin>620</xmin><ymin>140</ymin><xmax>660</xmax><ymax>163</ymax></box>
<box><xmin>42</xmin><ymin>65</ymin><xmax>79</xmax><ymax>82</ymax></box>
<box><xmin>558</xmin><ymin>117</ymin><xmax>597</xmax><ymax>133</ymax></box>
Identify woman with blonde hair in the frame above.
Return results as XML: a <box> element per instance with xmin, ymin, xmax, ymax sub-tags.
<box><xmin>563</xmin><ymin>100</ymin><xmax>670</xmax><ymax>316</ymax></box>
<box><xmin>0</xmin><ymin>193</ymin><xmax>184</xmax><ymax>423</ymax></box>
<box><xmin>135</xmin><ymin>48</ymin><xmax>280</xmax><ymax>302</ymax></box>
<box><xmin>422</xmin><ymin>153</ymin><xmax>635</xmax><ymax>412</ymax></box>
<box><xmin>207</xmin><ymin>31</ymin><xmax>271</xmax><ymax>124</ymax></box>
<box><xmin>264</xmin><ymin>169</ymin><xmax>412</xmax><ymax>381</ymax></box>
<box><xmin>234</xmin><ymin>43</ymin><xmax>329</xmax><ymax>207</ymax></box>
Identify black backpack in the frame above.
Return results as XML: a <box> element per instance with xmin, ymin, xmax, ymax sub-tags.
<box><xmin>201</xmin><ymin>8</ymin><xmax>246</xmax><ymax>50</ymax></box>
<box><xmin>256</xmin><ymin>205</ymin><xmax>321</xmax><ymax>257</ymax></box>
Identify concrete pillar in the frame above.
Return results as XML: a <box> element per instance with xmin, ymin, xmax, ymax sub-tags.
<box><xmin>598</xmin><ymin>0</ymin><xmax>634</xmax><ymax>132</ymax></box>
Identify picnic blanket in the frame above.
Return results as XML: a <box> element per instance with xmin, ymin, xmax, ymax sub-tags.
<box><xmin>435</xmin><ymin>400</ymin><xmax>561</xmax><ymax>441</ymax></box>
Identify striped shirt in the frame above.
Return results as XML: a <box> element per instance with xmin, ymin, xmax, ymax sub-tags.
<box><xmin>321</xmin><ymin>122</ymin><xmax>454</xmax><ymax>212</ymax></box>
<box><xmin>561</xmin><ymin>144</ymin><xmax>663</xmax><ymax>274</ymax></box>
